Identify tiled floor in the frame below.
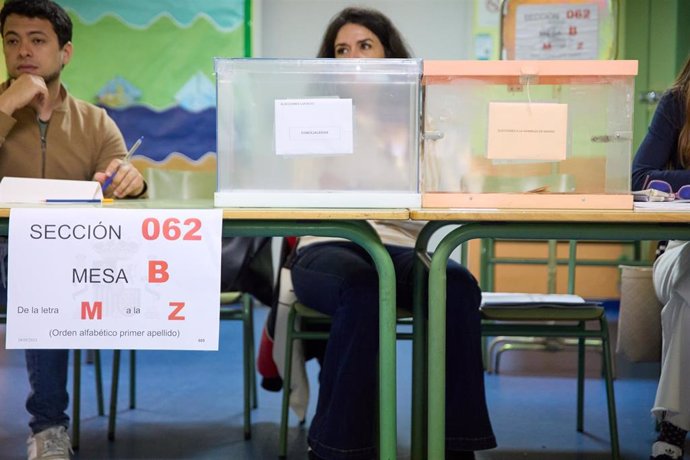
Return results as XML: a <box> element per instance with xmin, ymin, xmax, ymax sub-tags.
<box><xmin>0</xmin><ymin>305</ymin><xmax>683</xmax><ymax>459</ymax></box>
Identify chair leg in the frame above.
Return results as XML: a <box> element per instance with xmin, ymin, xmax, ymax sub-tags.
<box><xmin>108</xmin><ymin>350</ymin><xmax>121</xmax><ymax>441</ymax></box>
<box><xmin>481</xmin><ymin>335</ymin><xmax>490</xmax><ymax>372</ymax></box>
<box><xmin>494</xmin><ymin>346</ymin><xmax>503</xmax><ymax>375</ymax></box>
<box><xmin>279</xmin><ymin>307</ymin><xmax>298</xmax><ymax>459</ymax></box>
<box><xmin>411</xmin><ymin>255</ymin><xmax>427</xmax><ymax>460</ymax></box>
<box><xmin>71</xmin><ymin>350</ymin><xmax>106</xmax><ymax>449</ymax></box>
<box><xmin>488</xmin><ymin>336</ymin><xmax>542</xmax><ymax>374</ymax></box>
<box><xmin>71</xmin><ymin>350</ymin><xmax>81</xmax><ymax>451</ymax></box>
<box><xmin>600</xmin><ymin>316</ymin><xmax>620</xmax><ymax>460</ymax></box>
<box><xmin>486</xmin><ymin>336</ymin><xmax>505</xmax><ymax>374</ymax></box>
<box><xmin>94</xmin><ymin>350</ymin><xmax>104</xmax><ymax>416</ymax></box>
<box><xmin>129</xmin><ymin>350</ymin><xmax>136</xmax><ymax>409</ymax></box>
<box><xmin>247</xmin><ymin>295</ymin><xmax>258</xmax><ymax>409</ymax></box>
<box><xmin>242</xmin><ymin>294</ymin><xmax>252</xmax><ymax>440</ymax></box>
<box><xmin>577</xmin><ymin>323</ymin><xmax>585</xmax><ymax>433</ymax></box>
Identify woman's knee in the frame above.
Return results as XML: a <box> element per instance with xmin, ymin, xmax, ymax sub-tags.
<box><xmin>338</xmin><ymin>271</ymin><xmax>379</xmax><ymax>316</ymax></box>
<box><xmin>446</xmin><ymin>266</ymin><xmax>481</xmax><ymax>305</ymax></box>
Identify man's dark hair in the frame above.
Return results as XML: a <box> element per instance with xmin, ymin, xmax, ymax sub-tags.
<box><xmin>0</xmin><ymin>0</ymin><xmax>72</xmax><ymax>48</ymax></box>
<box><xmin>317</xmin><ymin>7</ymin><xmax>411</xmax><ymax>59</ymax></box>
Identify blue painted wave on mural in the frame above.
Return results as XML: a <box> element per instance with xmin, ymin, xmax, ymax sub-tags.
<box><xmin>59</xmin><ymin>0</ymin><xmax>243</xmax><ymax>31</ymax></box>
<box><xmin>104</xmin><ymin>106</ymin><xmax>216</xmax><ymax>162</ymax></box>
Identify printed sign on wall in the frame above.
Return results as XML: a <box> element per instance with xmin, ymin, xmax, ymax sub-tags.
<box><xmin>515</xmin><ymin>3</ymin><xmax>599</xmax><ymax>59</ymax></box>
<box><xmin>5</xmin><ymin>208</ymin><xmax>222</xmax><ymax>351</ymax></box>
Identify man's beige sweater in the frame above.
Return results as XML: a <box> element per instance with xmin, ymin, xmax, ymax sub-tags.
<box><xmin>0</xmin><ymin>81</ymin><xmax>126</xmax><ymax>181</ymax></box>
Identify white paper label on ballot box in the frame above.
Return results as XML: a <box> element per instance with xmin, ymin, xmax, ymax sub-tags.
<box><xmin>274</xmin><ymin>98</ymin><xmax>354</xmax><ymax>155</ymax></box>
<box><xmin>5</xmin><ymin>208</ymin><xmax>222</xmax><ymax>351</ymax></box>
<box><xmin>487</xmin><ymin>102</ymin><xmax>568</xmax><ymax>161</ymax></box>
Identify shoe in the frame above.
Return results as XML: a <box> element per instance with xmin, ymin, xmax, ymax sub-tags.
<box><xmin>27</xmin><ymin>426</ymin><xmax>72</xmax><ymax>460</ymax></box>
<box><xmin>447</xmin><ymin>451</ymin><xmax>476</xmax><ymax>460</ymax></box>
<box><xmin>651</xmin><ymin>441</ymin><xmax>683</xmax><ymax>459</ymax></box>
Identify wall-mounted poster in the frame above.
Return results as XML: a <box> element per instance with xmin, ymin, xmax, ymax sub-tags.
<box><xmin>500</xmin><ymin>0</ymin><xmax>617</xmax><ymax>60</ymax></box>
<box><xmin>515</xmin><ymin>3</ymin><xmax>598</xmax><ymax>59</ymax></box>
<box><xmin>57</xmin><ymin>0</ymin><xmax>248</xmax><ymax>171</ymax></box>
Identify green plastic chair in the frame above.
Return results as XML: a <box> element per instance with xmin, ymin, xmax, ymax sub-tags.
<box><xmin>278</xmin><ymin>301</ymin><xmax>414</xmax><ymax>458</ymax></box>
<box><xmin>107</xmin><ymin>168</ymin><xmax>258</xmax><ymax>441</ymax></box>
<box><xmin>480</xmin><ymin>304</ymin><xmax>619</xmax><ymax>459</ymax></box>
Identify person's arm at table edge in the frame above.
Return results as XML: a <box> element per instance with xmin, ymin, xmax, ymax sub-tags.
<box><xmin>632</xmin><ymin>91</ymin><xmax>690</xmax><ymax>190</ymax></box>
<box><xmin>92</xmin><ymin>110</ymin><xmax>147</xmax><ymax>198</ymax></box>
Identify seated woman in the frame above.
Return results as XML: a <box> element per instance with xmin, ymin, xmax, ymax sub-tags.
<box><xmin>631</xmin><ymin>55</ymin><xmax>690</xmax><ymax>460</ymax></box>
<box><xmin>290</xmin><ymin>6</ymin><xmax>496</xmax><ymax>460</ymax></box>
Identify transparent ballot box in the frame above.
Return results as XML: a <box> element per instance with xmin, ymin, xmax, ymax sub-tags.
<box><xmin>214</xmin><ymin>58</ymin><xmax>422</xmax><ymax>208</ymax></box>
<box><xmin>422</xmin><ymin>60</ymin><xmax>637</xmax><ymax>209</ymax></box>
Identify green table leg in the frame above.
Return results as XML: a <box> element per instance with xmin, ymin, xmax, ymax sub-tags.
<box><xmin>222</xmin><ymin>220</ymin><xmax>397</xmax><ymax>459</ymax></box>
<box><xmin>411</xmin><ymin>222</ymin><xmax>448</xmax><ymax>459</ymax></box>
<box><xmin>0</xmin><ymin>216</ymin><xmax>397</xmax><ymax>459</ymax></box>
<box><xmin>427</xmin><ymin>236</ymin><xmax>453</xmax><ymax>459</ymax></box>
<box><xmin>426</xmin><ymin>220</ymin><xmax>690</xmax><ymax>460</ymax></box>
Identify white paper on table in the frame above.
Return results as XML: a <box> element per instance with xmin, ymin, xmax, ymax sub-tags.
<box><xmin>634</xmin><ymin>201</ymin><xmax>690</xmax><ymax>211</ymax></box>
<box><xmin>5</xmin><ymin>208</ymin><xmax>223</xmax><ymax>350</ymax></box>
<box><xmin>274</xmin><ymin>98</ymin><xmax>353</xmax><ymax>155</ymax></box>
<box><xmin>0</xmin><ymin>177</ymin><xmax>103</xmax><ymax>203</ymax></box>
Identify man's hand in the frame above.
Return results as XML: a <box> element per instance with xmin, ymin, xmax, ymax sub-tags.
<box><xmin>0</xmin><ymin>74</ymin><xmax>52</xmax><ymax>121</ymax></box>
<box><xmin>94</xmin><ymin>159</ymin><xmax>146</xmax><ymax>198</ymax></box>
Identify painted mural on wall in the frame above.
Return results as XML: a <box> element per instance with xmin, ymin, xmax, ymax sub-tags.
<box><xmin>57</xmin><ymin>0</ymin><xmax>246</xmax><ymax>171</ymax></box>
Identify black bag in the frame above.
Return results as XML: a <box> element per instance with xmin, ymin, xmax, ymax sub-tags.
<box><xmin>220</xmin><ymin>237</ymin><xmax>274</xmax><ymax>306</ymax></box>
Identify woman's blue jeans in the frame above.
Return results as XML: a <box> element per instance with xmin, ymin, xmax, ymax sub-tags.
<box><xmin>291</xmin><ymin>242</ymin><xmax>496</xmax><ymax>460</ymax></box>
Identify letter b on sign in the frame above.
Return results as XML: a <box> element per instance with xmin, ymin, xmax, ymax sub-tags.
<box><xmin>148</xmin><ymin>260</ymin><xmax>169</xmax><ymax>283</ymax></box>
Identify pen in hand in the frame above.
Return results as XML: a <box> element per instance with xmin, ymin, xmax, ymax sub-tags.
<box><xmin>101</xmin><ymin>136</ymin><xmax>144</xmax><ymax>193</ymax></box>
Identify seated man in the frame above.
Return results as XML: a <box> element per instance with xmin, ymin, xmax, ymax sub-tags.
<box><xmin>0</xmin><ymin>1</ymin><xmax>145</xmax><ymax>459</ymax></box>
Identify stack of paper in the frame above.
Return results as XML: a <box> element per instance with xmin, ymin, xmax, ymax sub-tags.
<box><xmin>0</xmin><ymin>177</ymin><xmax>103</xmax><ymax>203</ymax></box>
<box><xmin>634</xmin><ymin>201</ymin><xmax>690</xmax><ymax>211</ymax></box>
<box><xmin>481</xmin><ymin>292</ymin><xmax>600</xmax><ymax>308</ymax></box>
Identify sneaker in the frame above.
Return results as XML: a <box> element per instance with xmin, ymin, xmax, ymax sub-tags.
<box><xmin>651</xmin><ymin>441</ymin><xmax>683</xmax><ymax>459</ymax></box>
<box><xmin>27</xmin><ymin>426</ymin><xmax>72</xmax><ymax>460</ymax></box>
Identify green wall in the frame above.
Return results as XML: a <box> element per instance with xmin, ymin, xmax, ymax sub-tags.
<box><xmin>621</xmin><ymin>0</ymin><xmax>690</xmax><ymax>151</ymax></box>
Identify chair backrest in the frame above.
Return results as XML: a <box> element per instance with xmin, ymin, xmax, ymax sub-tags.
<box><xmin>143</xmin><ymin>168</ymin><xmax>216</xmax><ymax>200</ymax></box>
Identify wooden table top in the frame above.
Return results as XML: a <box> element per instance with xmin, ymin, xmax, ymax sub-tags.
<box><xmin>5</xmin><ymin>200</ymin><xmax>690</xmax><ymax>223</ymax></box>
<box><xmin>410</xmin><ymin>207</ymin><xmax>690</xmax><ymax>223</ymax></box>
<box><xmin>0</xmin><ymin>199</ymin><xmax>410</xmax><ymax>220</ymax></box>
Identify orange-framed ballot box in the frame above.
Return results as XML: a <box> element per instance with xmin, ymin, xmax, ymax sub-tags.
<box><xmin>422</xmin><ymin>60</ymin><xmax>637</xmax><ymax>209</ymax></box>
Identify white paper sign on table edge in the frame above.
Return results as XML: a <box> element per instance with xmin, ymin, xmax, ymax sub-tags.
<box><xmin>5</xmin><ymin>207</ymin><xmax>223</xmax><ymax>351</ymax></box>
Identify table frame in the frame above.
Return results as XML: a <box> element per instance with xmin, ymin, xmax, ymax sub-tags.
<box><xmin>413</xmin><ymin>212</ymin><xmax>690</xmax><ymax>460</ymax></box>
<box><xmin>0</xmin><ymin>205</ymin><xmax>403</xmax><ymax>460</ymax></box>
<box><xmin>221</xmin><ymin>218</ymin><xmax>398</xmax><ymax>459</ymax></box>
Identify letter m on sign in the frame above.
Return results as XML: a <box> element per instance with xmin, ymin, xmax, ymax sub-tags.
<box><xmin>81</xmin><ymin>301</ymin><xmax>103</xmax><ymax>320</ymax></box>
